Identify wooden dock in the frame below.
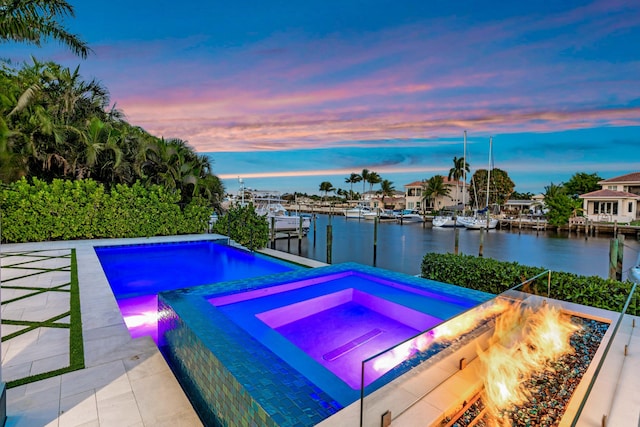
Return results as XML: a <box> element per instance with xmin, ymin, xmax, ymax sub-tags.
<box><xmin>283</xmin><ymin>204</ymin><xmax>640</xmax><ymax>239</ymax></box>
<box><xmin>499</xmin><ymin>216</ymin><xmax>640</xmax><ymax>238</ymax></box>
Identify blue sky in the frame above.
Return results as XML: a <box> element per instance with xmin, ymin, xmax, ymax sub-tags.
<box><xmin>4</xmin><ymin>0</ymin><xmax>640</xmax><ymax>195</ymax></box>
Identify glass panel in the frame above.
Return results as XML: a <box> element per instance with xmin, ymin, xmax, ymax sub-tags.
<box><xmin>359</xmin><ymin>271</ymin><xmax>635</xmax><ymax>427</ymax></box>
<box><xmin>359</xmin><ymin>271</ymin><xmax>551</xmax><ymax>427</ymax></box>
<box><xmin>570</xmin><ymin>282</ymin><xmax>638</xmax><ymax>426</ymax></box>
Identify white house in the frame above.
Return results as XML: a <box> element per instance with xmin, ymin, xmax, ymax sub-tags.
<box><xmin>579</xmin><ymin>172</ymin><xmax>640</xmax><ymax>223</ymax></box>
<box><xmin>404</xmin><ymin>181</ymin><xmax>424</xmax><ymax>211</ymax></box>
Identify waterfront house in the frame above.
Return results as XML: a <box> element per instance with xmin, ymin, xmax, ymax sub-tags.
<box><xmin>579</xmin><ymin>172</ymin><xmax>640</xmax><ymax>223</ymax></box>
<box><xmin>404</xmin><ymin>181</ymin><xmax>424</xmax><ymax>211</ymax></box>
<box><xmin>404</xmin><ymin>178</ymin><xmax>465</xmax><ymax>212</ymax></box>
<box><xmin>503</xmin><ymin>193</ymin><xmax>546</xmax><ymax>215</ymax></box>
<box><xmin>368</xmin><ymin>191</ymin><xmax>405</xmax><ymax>210</ymax></box>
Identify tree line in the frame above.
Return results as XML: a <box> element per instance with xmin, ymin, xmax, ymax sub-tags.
<box><xmin>319</xmin><ymin>168</ymin><xmax>396</xmax><ymax>207</ymax></box>
<box><xmin>1</xmin><ymin>2</ymin><xmax>224</xmax><ymax>211</ymax></box>
<box><xmin>317</xmin><ymin>158</ymin><xmax>517</xmax><ymax>212</ymax></box>
<box><xmin>318</xmin><ymin>160</ymin><xmax>603</xmax><ymax>227</ymax></box>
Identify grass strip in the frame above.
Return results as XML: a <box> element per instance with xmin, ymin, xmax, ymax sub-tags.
<box><xmin>6</xmin><ymin>249</ymin><xmax>84</xmax><ymax>389</ymax></box>
<box><xmin>1</xmin><ymin>282</ymin><xmax>70</xmax><ymax>305</ymax></box>
<box><xmin>0</xmin><ymin>266</ymin><xmax>71</xmax><ymax>283</ymax></box>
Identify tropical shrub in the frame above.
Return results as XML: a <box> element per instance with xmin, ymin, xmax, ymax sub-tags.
<box><xmin>0</xmin><ymin>178</ymin><xmax>210</xmax><ymax>242</ymax></box>
<box><xmin>212</xmin><ymin>203</ymin><xmax>269</xmax><ymax>251</ymax></box>
<box><xmin>421</xmin><ymin>252</ymin><xmax>638</xmax><ymax>315</ymax></box>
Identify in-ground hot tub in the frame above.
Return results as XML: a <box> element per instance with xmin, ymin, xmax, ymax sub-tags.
<box><xmin>158</xmin><ymin>262</ymin><xmax>493</xmax><ymax>426</ymax></box>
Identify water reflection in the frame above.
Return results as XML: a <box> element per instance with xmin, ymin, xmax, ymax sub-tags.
<box><xmin>273</xmin><ymin>214</ymin><xmax>640</xmax><ymax>279</ymax></box>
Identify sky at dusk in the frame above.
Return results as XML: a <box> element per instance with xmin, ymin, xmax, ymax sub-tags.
<box><xmin>4</xmin><ymin>0</ymin><xmax>640</xmax><ymax>195</ymax></box>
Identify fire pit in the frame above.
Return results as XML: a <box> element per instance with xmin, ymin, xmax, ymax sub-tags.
<box><xmin>443</xmin><ymin>313</ymin><xmax>608</xmax><ymax>427</ymax></box>
<box><xmin>341</xmin><ymin>294</ymin><xmax>619</xmax><ymax>427</ymax></box>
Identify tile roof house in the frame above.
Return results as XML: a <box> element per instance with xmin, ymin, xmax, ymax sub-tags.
<box><xmin>404</xmin><ymin>177</ymin><xmax>465</xmax><ymax>212</ymax></box>
<box><xmin>579</xmin><ymin>172</ymin><xmax>640</xmax><ymax>223</ymax></box>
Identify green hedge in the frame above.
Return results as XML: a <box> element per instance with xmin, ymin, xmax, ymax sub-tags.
<box><xmin>421</xmin><ymin>252</ymin><xmax>638</xmax><ymax>315</ymax></box>
<box><xmin>211</xmin><ymin>203</ymin><xmax>269</xmax><ymax>251</ymax></box>
<box><xmin>0</xmin><ymin>178</ymin><xmax>211</xmax><ymax>242</ymax></box>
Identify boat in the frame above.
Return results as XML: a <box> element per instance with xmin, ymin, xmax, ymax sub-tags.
<box><xmin>250</xmin><ymin>191</ymin><xmax>311</xmax><ymax>233</ymax></box>
<box><xmin>395</xmin><ymin>209</ymin><xmax>424</xmax><ymax>223</ymax></box>
<box><xmin>344</xmin><ymin>202</ymin><xmax>372</xmax><ymax>218</ymax></box>
<box><xmin>432</xmin><ymin>207</ymin><xmax>465</xmax><ymax>227</ymax></box>
<box><xmin>463</xmin><ymin>217</ymin><xmax>498</xmax><ymax>230</ymax></box>
<box><xmin>464</xmin><ymin>137</ymin><xmax>497</xmax><ymax>231</ymax></box>
<box><xmin>432</xmin><ymin>214</ymin><xmax>459</xmax><ymax>227</ymax></box>
<box><xmin>363</xmin><ymin>208</ymin><xmax>396</xmax><ymax>221</ymax></box>
<box><xmin>434</xmin><ymin>131</ymin><xmax>469</xmax><ymax>228</ymax></box>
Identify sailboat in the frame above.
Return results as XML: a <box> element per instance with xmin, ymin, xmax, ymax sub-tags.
<box><xmin>433</xmin><ymin>131</ymin><xmax>466</xmax><ymax>228</ymax></box>
<box><xmin>464</xmin><ymin>137</ymin><xmax>498</xmax><ymax>230</ymax></box>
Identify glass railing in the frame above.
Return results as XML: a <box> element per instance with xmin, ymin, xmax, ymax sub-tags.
<box><xmin>569</xmin><ymin>281</ymin><xmax>637</xmax><ymax>426</ymax></box>
<box><xmin>358</xmin><ymin>270</ymin><xmax>636</xmax><ymax>427</ymax></box>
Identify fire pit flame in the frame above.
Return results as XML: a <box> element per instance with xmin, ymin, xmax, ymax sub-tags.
<box><xmin>478</xmin><ymin>301</ymin><xmax>582</xmax><ymax>425</ymax></box>
<box><xmin>372</xmin><ymin>299</ymin><xmax>510</xmax><ymax>373</ymax></box>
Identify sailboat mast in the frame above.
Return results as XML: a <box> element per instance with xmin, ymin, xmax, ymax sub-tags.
<box><xmin>486</xmin><ymin>137</ymin><xmax>492</xmax><ymax>209</ymax></box>
<box><xmin>463</xmin><ymin>130</ymin><xmax>467</xmax><ymax>209</ymax></box>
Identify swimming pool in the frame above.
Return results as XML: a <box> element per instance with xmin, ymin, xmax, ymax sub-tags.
<box><xmin>158</xmin><ymin>262</ymin><xmax>494</xmax><ymax>426</ymax></box>
<box><xmin>94</xmin><ymin>240</ymin><xmax>299</xmax><ymax>340</ymax></box>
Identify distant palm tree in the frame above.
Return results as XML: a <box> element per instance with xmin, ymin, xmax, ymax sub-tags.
<box><xmin>345</xmin><ymin>173</ymin><xmax>362</xmax><ymax>199</ymax></box>
<box><xmin>319</xmin><ymin>181</ymin><xmax>335</xmax><ymax>201</ymax></box>
<box><xmin>448</xmin><ymin>156</ymin><xmax>469</xmax><ymax>207</ymax></box>
<box><xmin>422</xmin><ymin>175</ymin><xmax>450</xmax><ymax>211</ymax></box>
<box><xmin>379</xmin><ymin>179</ymin><xmax>395</xmax><ymax>208</ymax></box>
<box><xmin>367</xmin><ymin>171</ymin><xmax>381</xmax><ymax>192</ymax></box>
<box><xmin>0</xmin><ymin>0</ymin><xmax>91</xmax><ymax>58</ymax></box>
<box><xmin>360</xmin><ymin>169</ymin><xmax>370</xmax><ymax>198</ymax></box>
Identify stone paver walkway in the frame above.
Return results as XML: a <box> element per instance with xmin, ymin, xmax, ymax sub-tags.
<box><xmin>1</xmin><ymin>236</ymin><xmax>210</xmax><ymax>427</ymax></box>
<box><xmin>2</xmin><ymin>249</ymin><xmax>78</xmax><ymax>386</ymax></box>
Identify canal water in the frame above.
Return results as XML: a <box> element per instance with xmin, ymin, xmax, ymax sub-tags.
<box><xmin>273</xmin><ymin>214</ymin><xmax>640</xmax><ymax>280</ymax></box>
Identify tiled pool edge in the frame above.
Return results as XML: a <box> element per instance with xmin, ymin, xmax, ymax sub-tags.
<box><xmin>157</xmin><ymin>262</ymin><xmax>494</xmax><ymax>426</ymax></box>
<box><xmin>159</xmin><ymin>289</ymin><xmax>342</xmax><ymax>426</ymax></box>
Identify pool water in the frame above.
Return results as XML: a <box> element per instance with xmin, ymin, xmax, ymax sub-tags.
<box><xmin>95</xmin><ymin>240</ymin><xmax>298</xmax><ymax>340</ymax></box>
<box><xmin>210</xmin><ymin>272</ymin><xmax>476</xmax><ymax>389</ymax></box>
<box><xmin>95</xmin><ymin>240</ymin><xmax>296</xmax><ymax>298</ymax></box>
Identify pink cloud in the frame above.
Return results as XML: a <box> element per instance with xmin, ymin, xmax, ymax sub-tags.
<box><xmin>77</xmin><ymin>2</ymin><xmax>638</xmax><ymax>154</ymax></box>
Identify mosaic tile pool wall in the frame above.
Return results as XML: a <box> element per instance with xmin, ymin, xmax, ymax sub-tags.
<box><xmin>159</xmin><ymin>288</ymin><xmax>341</xmax><ymax>426</ymax></box>
<box><xmin>158</xmin><ymin>263</ymin><xmax>493</xmax><ymax>426</ymax></box>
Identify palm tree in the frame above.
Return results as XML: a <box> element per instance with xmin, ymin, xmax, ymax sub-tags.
<box><xmin>81</xmin><ymin>117</ymin><xmax>122</xmax><ymax>180</ymax></box>
<box><xmin>448</xmin><ymin>156</ymin><xmax>469</xmax><ymax>207</ymax></box>
<box><xmin>360</xmin><ymin>169</ymin><xmax>370</xmax><ymax>198</ymax></box>
<box><xmin>319</xmin><ymin>181</ymin><xmax>335</xmax><ymax>201</ymax></box>
<box><xmin>422</xmin><ymin>175</ymin><xmax>450</xmax><ymax>212</ymax></box>
<box><xmin>345</xmin><ymin>173</ymin><xmax>362</xmax><ymax>199</ymax></box>
<box><xmin>0</xmin><ymin>0</ymin><xmax>91</xmax><ymax>58</ymax></box>
<box><xmin>367</xmin><ymin>171</ymin><xmax>381</xmax><ymax>193</ymax></box>
<box><xmin>379</xmin><ymin>179</ymin><xmax>395</xmax><ymax>209</ymax></box>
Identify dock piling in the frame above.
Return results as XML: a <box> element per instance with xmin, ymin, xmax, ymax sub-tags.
<box><xmin>326</xmin><ymin>224</ymin><xmax>333</xmax><ymax>264</ymax></box>
<box><xmin>617</xmin><ymin>235</ymin><xmax>624</xmax><ymax>281</ymax></box>
<box><xmin>298</xmin><ymin>216</ymin><xmax>303</xmax><ymax>255</ymax></box>
<box><xmin>373</xmin><ymin>217</ymin><xmax>378</xmax><ymax>266</ymax></box>
<box><xmin>270</xmin><ymin>217</ymin><xmax>276</xmax><ymax>249</ymax></box>
<box><xmin>454</xmin><ymin>228</ymin><xmax>459</xmax><ymax>255</ymax></box>
<box><xmin>313</xmin><ymin>213</ymin><xmax>317</xmax><ymax>247</ymax></box>
<box><xmin>609</xmin><ymin>238</ymin><xmax>618</xmax><ymax>280</ymax></box>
